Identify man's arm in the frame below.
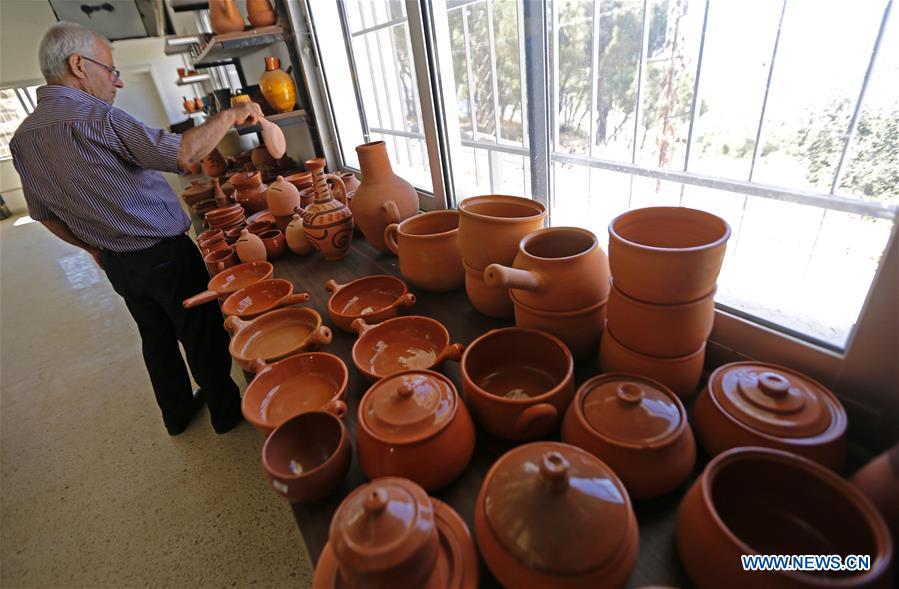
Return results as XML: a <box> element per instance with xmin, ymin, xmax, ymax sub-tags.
<box><xmin>176</xmin><ymin>103</ymin><xmax>265</xmax><ymax>171</ymax></box>
<box><xmin>41</xmin><ymin>218</ymin><xmax>104</xmax><ymax>268</ymax></box>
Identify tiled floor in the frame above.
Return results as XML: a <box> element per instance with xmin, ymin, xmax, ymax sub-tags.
<box><xmin>0</xmin><ymin>215</ymin><xmax>314</xmax><ymax>587</ymax></box>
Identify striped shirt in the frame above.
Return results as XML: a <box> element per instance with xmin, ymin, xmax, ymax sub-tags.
<box><xmin>10</xmin><ymin>85</ymin><xmax>190</xmax><ymax>252</ymax></box>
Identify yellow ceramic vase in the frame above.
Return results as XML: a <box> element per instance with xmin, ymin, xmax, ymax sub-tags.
<box><xmin>259</xmin><ymin>57</ymin><xmax>297</xmax><ymax>113</ymax></box>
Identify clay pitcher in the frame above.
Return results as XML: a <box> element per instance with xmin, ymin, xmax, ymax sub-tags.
<box><xmin>246</xmin><ymin>0</ymin><xmax>276</xmax><ymax>28</ymax></box>
<box><xmin>352</xmin><ymin>141</ymin><xmax>419</xmax><ymax>254</ymax></box>
<box><xmin>259</xmin><ymin>57</ymin><xmax>296</xmax><ymax>113</ymax></box>
<box><xmin>231</xmin><ymin>171</ymin><xmax>269</xmax><ymax>215</ymax></box>
<box><xmin>209</xmin><ymin>0</ymin><xmax>245</xmax><ymax>35</ymax></box>
<box><xmin>286</xmin><ymin>213</ymin><xmax>314</xmax><ymax>255</ymax></box>
<box><xmin>203</xmin><ymin>148</ymin><xmax>227</xmax><ymax>178</ymax></box>
<box><xmin>302</xmin><ymin>158</ymin><xmax>353</xmax><ymax>260</ymax></box>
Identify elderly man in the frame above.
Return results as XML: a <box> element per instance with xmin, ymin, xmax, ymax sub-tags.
<box><xmin>11</xmin><ymin>22</ymin><xmax>262</xmax><ymax>435</ymax></box>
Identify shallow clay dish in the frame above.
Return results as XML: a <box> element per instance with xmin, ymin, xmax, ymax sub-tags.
<box><xmin>325</xmin><ymin>275</ymin><xmax>416</xmax><ymax>333</ymax></box>
<box><xmin>183</xmin><ymin>260</ymin><xmax>274</xmax><ymax>306</ymax></box>
<box><xmin>351</xmin><ymin>316</ymin><xmax>463</xmax><ymax>382</ymax></box>
<box><xmin>220</xmin><ymin>278</ymin><xmax>310</xmax><ymax>319</ymax></box>
<box><xmin>224</xmin><ymin>307</ymin><xmax>332</xmax><ymax>371</ymax></box>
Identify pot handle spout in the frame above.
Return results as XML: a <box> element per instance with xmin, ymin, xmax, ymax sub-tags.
<box><xmin>484</xmin><ymin>264</ymin><xmax>542</xmax><ymax>292</ymax></box>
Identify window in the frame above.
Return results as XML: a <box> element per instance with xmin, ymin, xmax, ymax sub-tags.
<box><xmin>0</xmin><ymin>87</ymin><xmax>38</xmax><ymax>160</ymax></box>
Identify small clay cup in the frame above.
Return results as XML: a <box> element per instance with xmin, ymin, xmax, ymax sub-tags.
<box><xmin>511</xmin><ymin>291</ymin><xmax>607</xmax><ymax>359</ymax></box>
<box><xmin>384</xmin><ymin>210</ymin><xmax>464</xmax><ymax>292</ymax></box>
<box><xmin>204</xmin><ymin>247</ymin><xmax>238</xmax><ymax>276</ymax></box>
<box><xmin>259</xmin><ymin>229</ymin><xmax>287</xmax><ymax>260</ymax></box>
<box><xmin>458</xmin><ymin>195</ymin><xmax>547</xmax><ymax>271</ymax></box>
<box><xmin>464</xmin><ymin>259</ymin><xmax>513</xmax><ymax>319</ymax></box>
<box><xmin>224</xmin><ymin>226</ymin><xmax>245</xmax><ymax>244</ymax></box>
<box><xmin>220</xmin><ymin>278</ymin><xmax>310</xmax><ymax>319</ymax></box>
<box><xmin>325</xmin><ymin>275</ymin><xmax>416</xmax><ymax>333</ymax></box>
<box><xmin>197</xmin><ymin>228</ymin><xmax>223</xmax><ymax>243</ymax></box>
<box><xmin>224</xmin><ymin>307</ymin><xmax>333</xmax><ymax>371</ymax></box>
<box><xmin>183</xmin><ymin>261</ymin><xmax>274</xmax><ymax>306</ymax></box>
<box><xmin>199</xmin><ymin>236</ymin><xmax>229</xmax><ymax>256</ymax></box>
<box><xmin>247</xmin><ymin>220</ymin><xmax>276</xmax><ymax>235</ymax></box>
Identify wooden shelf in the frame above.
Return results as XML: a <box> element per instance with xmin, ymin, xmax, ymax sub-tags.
<box><xmin>192</xmin><ymin>26</ymin><xmax>286</xmax><ymax>68</ymax></box>
<box><xmin>176</xmin><ymin>73</ymin><xmax>211</xmax><ymax>86</ymax></box>
<box><xmin>234</xmin><ymin>110</ymin><xmax>306</xmax><ymax>135</ymax></box>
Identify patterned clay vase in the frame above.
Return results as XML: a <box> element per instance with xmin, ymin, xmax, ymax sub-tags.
<box><xmin>259</xmin><ymin>57</ymin><xmax>297</xmax><ymax>114</ymax></box>
<box><xmin>246</xmin><ymin>0</ymin><xmax>276</xmax><ymax>28</ymax></box>
<box><xmin>302</xmin><ymin>158</ymin><xmax>353</xmax><ymax>261</ymax></box>
<box><xmin>286</xmin><ymin>213</ymin><xmax>314</xmax><ymax>255</ymax></box>
<box><xmin>235</xmin><ymin>229</ymin><xmax>267</xmax><ymax>263</ymax></box>
<box><xmin>209</xmin><ymin>0</ymin><xmax>245</xmax><ymax>35</ymax></box>
<box><xmin>203</xmin><ymin>148</ymin><xmax>227</xmax><ymax>178</ymax></box>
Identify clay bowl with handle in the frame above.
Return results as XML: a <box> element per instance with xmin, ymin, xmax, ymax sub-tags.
<box><xmin>183</xmin><ymin>260</ymin><xmax>274</xmax><ymax>307</ymax></box>
<box><xmin>220</xmin><ymin>278</ymin><xmax>310</xmax><ymax>320</ymax></box>
<box><xmin>461</xmin><ymin>327</ymin><xmax>574</xmax><ymax>441</ymax></box>
<box><xmin>203</xmin><ymin>246</ymin><xmax>238</xmax><ymax>276</ymax></box>
<box><xmin>325</xmin><ymin>275</ymin><xmax>417</xmax><ymax>333</ymax></box>
<box><xmin>384</xmin><ymin>209</ymin><xmax>465</xmax><ymax>293</ymax></box>
<box><xmin>224</xmin><ymin>307</ymin><xmax>333</xmax><ymax>371</ymax></box>
<box><xmin>247</xmin><ymin>220</ymin><xmax>276</xmax><ymax>235</ymax></box>
<box><xmin>243</xmin><ymin>352</ymin><xmax>348</xmax><ymax>435</ymax></box>
<box><xmin>261</xmin><ymin>411</ymin><xmax>351</xmax><ymax>503</ymax></box>
<box><xmin>350</xmin><ymin>316</ymin><xmax>464</xmax><ymax>382</ymax></box>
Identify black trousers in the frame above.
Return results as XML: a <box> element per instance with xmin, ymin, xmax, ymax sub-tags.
<box><xmin>101</xmin><ymin>234</ymin><xmax>241</xmax><ymax>432</ymax></box>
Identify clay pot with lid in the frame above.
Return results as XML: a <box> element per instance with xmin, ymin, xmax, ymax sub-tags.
<box><xmin>224</xmin><ymin>307</ymin><xmax>333</xmax><ymax>371</ymax></box>
<box><xmin>458</xmin><ymin>195</ymin><xmax>547</xmax><ymax>271</ymax></box>
<box><xmin>384</xmin><ymin>210</ymin><xmax>464</xmax><ymax>293</ymax></box>
<box><xmin>183</xmin><ymin>260</ymin><xmax>273</xmax><ymax>306</ymax></box>
<box><xmin>476</xmin><ymin>442</ymin><xmax>639</xmax><ymax>589</ymax></box>
<box><xmin>351</xmin><ymin>316</ymin><xmax>463</xmax><ymax>382</ymax></box>
<box><xmin>230</xmin><ymin>170</ymin><xmax>269</xmax><ymax>215</ymax></box>
<box><xmin>325</xmin><ymin>275</ymin><xmax>416</xmax><ymax>333</ymax></box>
<box><xmin>512</xmin><ymin>292</ymin><xmax>607</xmax><ymax>359</ymax></box>
<box><xmin>609</xmin><ymin>207</ymin><xmax>730</xmax><ymax>304</ymax></box>
<box><xmin>677</xmin><ymin>447</ymin><xmax>894</xmax><ymax>589</ymax></box>
<box><xmin>265</xmin><ymin>175</ymin><xmax>302</xmax><ymax>217</ymax></box>
<box><xmin>356</xmin><ymin>370</ymin><xmax>475</xmax><ymax>491</ymax></box>
<box><xmin>693</xmin><ymin>361</ymin><xmax>848</xmax><ymax>470</ymax></box>
<box><xmin>220</xmin><ymin>278</ymin><xmax>309</xmax><ymax>320</ymax></box>
<box><xmin>561</xmin><ymin>374</ymin><xmax>696</xmax><ymax>499</ymax></box>
<box><xmin>461</xmin><ymin>328</ymin><xmax>574</xmax><ymax>441</ymax></box>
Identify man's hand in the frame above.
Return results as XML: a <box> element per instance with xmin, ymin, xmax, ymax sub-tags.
<box><xmin>178</xmin><ymin>103</ymin><xmax>266</xmax><ymax>172</ymax></box>
<box><xmin>230</xmin><ymin>102</ymin><xmax>265</xmax><ymax>127</ymax></box>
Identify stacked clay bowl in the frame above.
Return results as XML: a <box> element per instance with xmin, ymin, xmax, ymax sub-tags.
<box><xmin>485</xmin><ymin>226</ymin><xmax>610</xmax><ymax>358</ymax></box>
<box><xmin>204</xmin><ymin>203</ymin><xmax>247</xmax><ymax>232</ymax></box>
<box><xmin>601</xmin><ymin>207</ymin><xmax>730</xmax><ymax>398</ymax></box>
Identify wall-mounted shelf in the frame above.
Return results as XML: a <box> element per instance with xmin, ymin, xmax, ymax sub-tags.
<box><xmin>235</xmin><ymin>110</ymin><xmax>307</xmax><ymax>135</ymax></box>
<box><xmin>176</xmin><ymin>73</ymin><xmax>211</xmax><ymax>86</ymax></box>
<box><xmin>192</xmin><ymin>26</ymin><xmax>286</xmax><ymax>68</ymax></box>
<box><xmin>164</xmin><ymin>34</ymin><xmax>203</xmax><ymax>55</ymax></box>
<box><xmin>170</xmin><ymin>0</ymin><xmax>209</xmax><ymax>12</ymax></box>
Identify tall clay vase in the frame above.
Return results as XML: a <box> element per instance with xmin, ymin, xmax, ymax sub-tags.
<box><xmin>352</xmin><ymin>141</ymin><xmax>419</xmax><ymax>254</ymax></box>
<box><xmin>209</xmin><ymin>0</ymin><xmax>245</xmax><ymax>35</ymax></box>
<box><xmin>203</xmin><ymin>148</ymin><xmax>227</xmax><ymax>178</ymax></box>
<box><xmin>301</xmin><ymin>159</ymin><xmax>353</xmax><ymax>261</ymax></box>
<box><xmin>259</xmin><ymin>57</ymin><xmax>297</xmax><ymax>114</ymax></box>
<box><xmin>246</xmin><ymin>0</ymin><xmax>276</xmax><ymax>28</ymax></box>
<box><xmin>235</xmin><ymin>229</ymin><xmax>267</xmax><ymax>263</ymax></box>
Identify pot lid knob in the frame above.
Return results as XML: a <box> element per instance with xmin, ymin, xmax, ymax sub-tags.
<box><xmin>757</xmin><ymin>371</ymin><xmax>791</xmax><ymax>397</ymax></box>
<box><xmin>616</xmin><ymin>383</ymin><xmax>644</xmax><ymax>405</ymax></box>
<box><xmin>539</xmin><ymin>452</ymin><xmax>570</xmax><ymax>493</ymax></box>
<box><xmin>364</xmin><ymin>488</ymin><xmax>388</xmax><ymax>514</ymax></box>
<box><xmin>398</xmin><ymin>382</ymin><xmax>415</xmax><ymax>399</ymax></box>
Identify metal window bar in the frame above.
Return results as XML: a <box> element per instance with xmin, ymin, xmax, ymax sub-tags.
<box><xmin>403</xmin><ymin>19</ymin><xmax>429</xmax><ymax>170</ymax></box>
<box><xmin>350</xmin><ymin>16</ymin><xmax>408</xmax><ymax>37</ymax></box>
<box><xmin>337</xmin><ymin>0</ymin><xmax>371</xmax><ymax>144</ymax></box>
<box><xmin>487</xmin><ymin>1</ymin><xmax>502</xmax><ymax>144</ymax></box>
<box><xmin>461</xmin><ymin>4</ymin><xmax>481</xmax><ymax>182</ymax></box>
<box><xmin>551</xmin><ymin>0</ymin><xmax>560</xmax><ymax>151</ymax></box>
<box><xmin>682</xmin><ymin>0</ymin><xmax>711</xmax><ymax>172</ymax></box>
<box><xmin>632</xmin><ymin>0</ymin><xmax>651</xmax><ymax>166</ymax></box>
<box><xmin>589</xmin><ymin>0</ymin><xmax>601</xmax><ymax>159</ymax></box>
<box><xmin>748</xmin><ymin>0</ymin><xmax>788</xmax><ymax>180</ymax></box>
<box><xmin>372</xmin><ymin>21</ymin><xmax>403</xmax><ymax>163</ymax></box>
<box><xmin>387</xmin><ymin>24</ymin><xmax>414</xmax><ymax>165</ymax></box>
<box><xmin>523</xmin><ymin>0</ymin><xmax>552</xmax><ymax>209</ymax></box>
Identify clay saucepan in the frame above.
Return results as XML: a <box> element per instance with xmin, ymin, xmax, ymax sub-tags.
<box><xmin>224</xmin><ymin>307</ymin><xmax>332</xmax><ymax>371</ymax></box>
<box><xmin>183</xmin><ymin>260</ymin><xmax>274</xmax><ymax>307</ymax></box>
<box><xmin>325</xmin><ymin>275</ymin><xmax>416</xmax><ymax>332</ymax></box>
<box><xmin>220</xmin><ymin>278</ymin><xmax>310</xmax><ymax>320</ymax></box>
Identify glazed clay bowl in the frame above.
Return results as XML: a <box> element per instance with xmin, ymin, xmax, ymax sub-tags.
<box><xmin>243</xmin><ymin>352</ymin><xmax>348</xmax><ymax>434</ymax></box>
<box><xmin>351</xmin><ymin>316</ymin><xmax>464</xmax><ymax>382</ymax></box>
<box><xmin>220</xmin><ymin>278</ymin><xmax>310</xmax><ymax>320</ymax></box>
<box><xmin>606</xmin><ymin>277</ymin><xmax>716</xmax><ymax>358</ymax></box>
<box><xmin>325</xmin><ymin>275</ymin><xmax>416</xmax><ymax>333</ymax></box>
<box><xmin>224</xmin><ymin>307</ymin><xmax>333</xmax><ymax>371</ymax></box>
<box><xmin>599</xmin><ymin>328</ymin><xmax>705</xmax><ymax>399</ymax></box>
<box><xmin>677</xmin><ymin>447</ymin><xmax>893</xmax><ymax>589</ymax></box>
<box><xmin>461</xmin><ymin>327</ymin><xmax>574</xmax><ymax>441</ymax></box>
<box><xmin>183</xmin><ymin>260</ymin><xmax>274</xmax><ymax>306</ymax></box>
<box><xmin>464</xmin><ymin>259</ymin><xmax>514</xmax><ymax>319</ymax></box>
<box><xmin>384</xmin><ymin>210</ymin><xmax>465</xmax><ymax>293</ymax></box>
<box><xmin>458</xmin><ymin>194</ymin><xmax>547</xmax><ymax>270</ymax></box>
<box><xmin>561</xmin><ymin>374</ymin><xmax>696</xmax><ymax>499</ymax></box>
<box><xmin>204</xmin><ymin>247</ymin><xmax>238</xmax><ymax>276</ymax></box>
<box><xmin>259</xmin><ymin>229</ymin><xmax>287</xmax><ymax>260</ymax></box>
<box><xmin>485</xmin><ymin>226</ymin><xmax>611</xmax><ymax>312</ymax></box>
<box><xmin>609</xmin><ymin>206</ymin><xmax>730</xmax><ymax>304</ymax></box>
<box><xmin>261</xmin><ymin>411</ymin><xmax>351</xmax><ymax>503</ymax></box>
<box><xmin>511</xmin><ymin>291</ymin><xmax>607</xmax><ymax>359</ymax></box>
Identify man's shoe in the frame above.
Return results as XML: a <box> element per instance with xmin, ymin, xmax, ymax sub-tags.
<box><xmin>212</xmin><ymin>410</ymin><xmax>244</xmax><ymax>434</ymax></box>
<box><xmin>165</xmin><ymin>393</ymin><xmax>205</xmax><ymax>436</ymax></box>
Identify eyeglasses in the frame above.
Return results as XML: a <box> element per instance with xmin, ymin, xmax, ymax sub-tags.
<box><xmin>81</xmin><ymin>56</ymin><xmax>121</xmax><ymax>81</ymax></box>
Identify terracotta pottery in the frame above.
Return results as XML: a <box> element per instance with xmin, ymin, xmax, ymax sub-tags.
<box><xmin>302</xmin><ymin>158</ymin><xmax>354</xmax><ymax>260</ymax></box>
<box><xmin>325</xmin><ymin>275</ymin><xmax>416</xmax><ymax>333</ymax></box>
<box><xmin>356</xmin><ymin>370</ymin><xmax>475</xmax><ymax>491</ymax></box>
<box><xmin>183</xmin><ymin>260</ymin><xmax>273</xmax><ymax>306</ymax></box>
<box><xmin>224</xmin><ymin>226</ymin><xmax>244</xmax><ymax>244</ymax></box>
<box><xmin>193</xmin><ymin>199</ymin><xmax>218</xmax><ymax>217</ymax></box>
<box><xmin>230</xmin><ymin>170</ymin><xmax>269</xmax><ymax>215</ymax></box>
<box><xmin>193</xmin><ymin>96</ymin><xmax>205</xmax><ymax>112</ymax></box>
<box><xmin>198</xmin><ymin>234</ymin><xmax>227</xmax><ymax>253</ymax></box>
<box><xmin>384</xmin><ymin>210</ymin><xmax>464</xmax><ymax>293</ymax></box>
<box><xmin>340</xmin><ymin>171</ymin><xmax>360</xmax><ymax>194</ymax></box>
<box><xmin>285</xmin><ymin>171</ymin><xmax>312</xmax><ymax>192</ymax></box>
<box><xmin>181</xmin><ymin>180</ymin><xmax>214</xmax><ymax>207</ymax></box>
<box><xmin>224</xmin><ymin>307</ymin><xmax>332</xmax><ymax>371</ymax></box>
<box><xmin>464</xmin><ymin>259</ymin><xmax>514</xmax><ymax>319</ymax></box>
<box><xmin>259</xmin><ymin>56</ymin><xmax>296</xmax><ymax>113</ymax></box>
<box><xmin>285</xmin><ymin>213</ymin><xmax>314</xmax><ymax>255</ymax></box>
<box><xmin>220</xmin><ymin>278</ymin><xmax>310</xmax><ymax>320</ymax></box>
<box><xmin>203</xmin><ymin>247</ymin><xmax>238</xmax><ymax>276</ymax></box>
<box><xmin>265</xmin><ymin>175</ymin><xmax>302</xmax><ymax>217</ymax></box>
<box><xmin>183</xmin><ymin>96</ymin><xmax>196</xmax><ymax>113</ymax></box>
<box><xmin>262</xmin><ymin>411</ymin><xmax>351</xmax><ymax>503</ymax></box>
<box><xmin>260</xmin><ymin>118</ymin><xmax>286</xmax><ymax>160</ymax></box>
<box><xmin>313</xmin><ymin>478</ymin><xmax>479</xmax><ymax>589</ymax></box>
<box><xmin>246</xmin><ymin>0</ymin><xmax>276</xmax><ymax>28</ymax></box>
<box><xmin>204</xmin><ymin>203</ymin><xmax>246</xmax><ymax>229</ymax></box>
<box><xmin>209</xmin><ymin>0</ymin><xmax>245</xmax><ymax>34</ymax></box>
<box><xmin>511</xmin><ymin>291</ymin><xmax>607</xmax><ymax>359</ymax></box>
<box><xmin>677</xmin><ymin>447</ymin><xmax>894</xmax><ymax>589</ymax></box>
<box><xmin>212</xmin><ymin>177</ymin><xmax>231</xmax><ymax>208</ymax></box>
<box><xmin>202</xmin><ymin>147</ymin><xmax>228</xmax><ymax>178</ymax></box>
<box><xmin>197</xmin><ymin>228</ymin><xmax>223</xmax><ymax>243</ymax></box>
<box><xmin>609</xmin><ymin>207</ymin><xmax>730</xmax><ymax>304</ymax></box>
<box><xmin>851</xmin><ymin>443</ymin><xmax>899</xmax><ymax>540</ymax></box>
<box><xmin>458</xmin><ymin>194</ymin><xmax>547</xmax><ymax>271</ymax></box>
<box><xmin>693</xmin><ymin>361</ymin><xmax>848</xmax><ymax>470</ymax></box>
<box><xmin>259</xmin><ymin>229</ymin><xmax>287</xmax><ymax>259</ymax></box>
<box><xmin>273</xmin><ymin>213</ymin><xmax>294</xmax><ymax>233</ymax></box>
<box><xmin>351</xmin><ymin>316</ymin><xmax>463</xmax><ymax>383</ymax></box>
<box><xmin>247</xmin><ymin>220</ymin><xmax>275</xmax><ymax>235</ymax></box>
<box><xmin>352</xmin><ymin>141</ymin><xmax>419</xmax><ymax>253</ymax></box>
<box><xmin>244</xmin><ymin>352</ymin><xmax>348</xmax><ymax>434</ymax></box>
<box><xmin>599</xmin><ymin>329</ymin><xmax>704</xmax><ymax>399</ymax></box>
<box><xmin>461</xmin><ymin>327</ymin><xmax>574</xmax><ymax>441</ymax></box>
<box><xmin>476</xmin><ymin>442</ymin><xmax>639</xmax><ymax>589</ymax></box>
<box><xmin>246</xmin><ymin>209</ymin><xmax>276</xmax><ymax>225</ymax></box>
<box><xmin>485</xmin><ymin>226</ymin><xmax>611</xmax><ymax>312</ymax></box>
<box><xmin>561</xmin><ymin>373</ymin><xmax>696</xmax><ymax>499</ymax></box>
<box><xmin>235</xmin><ymin>229</ymin><xmax>267</xmax><ymax>263</ymax></box>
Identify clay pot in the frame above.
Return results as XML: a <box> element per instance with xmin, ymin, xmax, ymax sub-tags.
<box><xmin>285</xmin><ymin>171</ymin><xmax>312</xmax><ymax>192</ymax></box>
<box><xmin>476</xmin><ymin>442</ymin><xmax>639</xmax><ymax>589</ymax></box>
<box><xmin>693</xmin><ymin>362</ymin><xmax>848</xmax><ymax>470</ymax></box>
<box><xmin>273</xmin><ymin>213</ymin><xmax>294</xmax><ymax>233</ymax></box>
<box><xmin>244</xmin><ymin>352</ymin><xmax>348</xmax><ymax>434</ymax></box>
<box><xmin>265</xmin><ymin>175</ymin><xmax>301</xmax><ymax>217</ymax></box>
<box><xmin>485</xmin><ymin>226</ymin><xmax>610</xmax><ymax>312</ymax></box>
<box><xmin>302</xmin><ymin>158</ymin><xmax>354</xmax><ymax>260</ymax></box>
<box><xmin>235</xmin><ymin>229</ymin><xmax>267</xmax><ymax>263</ymax></box>
<box><xmin>677</xmin><ymin>447</ymin><xmax>894</xmax><ymax>589</ymax></box>
<box><xmin>561</xmin><ymin>374</ymin><xmax>696</xmax><ymax>499</ymax></box>
<box><xmin>183</xmin><ymin>261</ymin><xmax>273</xmax><ymax>306</ymax></box>
<box><xmin>198</xmin><ymin>235</ymin><xmax>228</xmax><ymax>256</ymax></box>
<box><xmin>461</xmin><ymin>327</ymin><xmax>574</xmax><ymax>441</ymax></box>
<box><xmin>204</xmin><ymin>247</ymin><xmax>238</xmax><ymax>276</ymax></box>
<box><xmin>230</xmin><ymin>171</ymin><xmax>269</xmax><ymax>215</ymax></box>
<box><xmin>464</xmin><ymin>259</ymin><xmax>513</xmax><ymax>319</ymax></box>
<box><xmin>609</xmin><ymin>207</ymin><xmax>730</xmax><ymax>304</ymax></box>
<box><xmin>285</xmin><ymin>214</ymin><xmax>314</xmax><ymax>255</ymax></box>
<box><xmin>246</xmin><ymin>0</ymin><xmax>276</xmax><ymax>28</ymax></box>
<box><xmin>181</xmin><ymin>180</ymin><xmax>214</xmax><ymax>207</ymax></box>
<box><xmin>458</xmin><ymin>194</ymin><xmax>547</xmax><ymax>271</ymax></box>
<box><xmin>298</xmin><ymin>187</ymin><xmax>315</xmax><ymax>209</ymax></box>
<box><xmin>851</xmin><ymin>444</ymin><xmax>899</xmax><ymax>540</ymax></box>
<box><xmin>193</xmin><ymin>96</ymin><xmax>205</xmax><ymax>112</ymax></box>
<box><xmin>183</xmin><ymin>96</ymin><xmax>196</xmax><ymax>113</ymax></box>
<box><xmin>356</xmin><ymin>370</ymin><xmax>475</xmax><ymax>491</ymax></box>
<box><xmin>197</xmin><ymin>228</ymin><xmax>223</xmax><ymax>243</ymax></box>
<box><xmin>209</xmin><ymin>0</ymin><xmax>244</xmax><ymax>35</ymax></box>
<box><xmin>247</xmin><ymin>220</ymin><xmax>275</xmax><ymax>235</ymax></box>
<box><xmin>259</xmin><ymin>56</ymin><xmax>296</xmax><ymax>113</ymax></box>
<box><xmin>325</xmin><ymin>275</ymin><xmax>416</xmax><ymax>333</ymax></box>
<box><xmin>607</xmin><ymin>278</ymin><xmax>716</xmax><ymax>358</ymax></box>
<box><xmin>224</xmin><ymin>307</ymin><xmax>332</xmax><ymax>371</ymax></box>
<box><xmin>340</xmin><ymin>171</ymin><xmax>360</xmax><ymax>194</ymax></box>
<box><xmin>262</xmin><ymin>411</ymin><xmax>351</xmax><ymax>503</ymax></box>
<box><xmin>220</xmin><ymin>278</ymin><xmax>310</xmax><ymax>320</ymax></box>
<box><xmin>352</xmin><ymin>141</ymin><xmax>419</xmax><ymax>253</ymax></box>
<box><xmin>512</xmin><ymin>291</ymin><xmax>607</xmax><ymax>359</ymax></box>
<box><xmin>384</xmin><ymin>210</ymin><xmax>464</xmax><ymax>293</ymax></box>
<box><xmin>351</xmin><ymin>316</ymin><xmax>463</xmax><ymax>382</ymax></box>
<box><xmin>224</xmin><ymin>226</ymin><xmax>244</xmax><ymax>244</ymax></box>
<box><xmin>259</xmin><ymin>229</ymin><xmax>287</xmax><ymax>259</ymax></box>
<box><xmin>202</xmin><ymin>148</ymin><xmax>228</xmax><ymax>178</ymax></box>
<box><xmin>599</xmin><ymin>329</ymin><xmax>704</xmax><ymax>399</ymax></box>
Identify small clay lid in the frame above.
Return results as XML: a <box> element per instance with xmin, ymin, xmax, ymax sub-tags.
<box><xmin>330</xmin><ymin>477</ymin><xmax>437</xmax><ymax>576</ymax></box>
<box><xmin>579</xmin><ymin>374</ymin><xmax>685</xmax><ymax>446</ymax></box>
<box><xmin>483</xmin><ymin>442</ymin><xmax>633</xmax><ymax>575</ymax></box>
<box><xmin>708</xmin><ymin>361</ymin><xmax>844</xmax><ymax>438</ymax></box>
<box><xmin>361</xmin><ymin>370</ymin><xmax>457</xmax><ymax>443</ymax></box>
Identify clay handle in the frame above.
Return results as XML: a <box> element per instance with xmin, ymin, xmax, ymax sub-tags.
<box><xmin>397</xmin><ymin>292</ymin><xmax>416</xmax><ymax>308</ymax></box>
<box><xmin>324</xmin><ymin>173</ymin><xmax>348</xmax><ymax>205</ymax></box>
<box><xmin>484</xmin><ymin>264</ymin><xmax>542</xmax><ymax>292</ymax></box>
<box><xmin>435</xmin><ymin>343</ymin><xmax>464</xmax><ymax>364</ymax></box>
<box><xmin>324</xmin><ymin>279</ymin><xmax>346</xmax><ymax>294</ymax></box>
<box><xmin>384</xmin><ymin>223</ymin><xmax>400</xmax><ymax>255</ymax></box>
<box><xmin>223</xmin><ymin>315</ymin><xmax>247</xmax><ymax>335</ymax></box>
<box><xmin>514</xmin><ymin>403</ymin><xmax>557</xmax><ymax>437</ymax></box>
<box><xmin>351</xmin><ymin>318</ymin><xmax>374</xmax><ymax>336</ymax></box>
<box><xmin>183</xmin><ymin>289</ymin><xmax>219</xmax><ymax>308</ymax></box>
<box><xmin>282</xmin><ymin>292</ymin><xmax>311</xmax><ymax>306</ymax></box>
<box><xmin>310</xmin><ymin>326</ymin><xmax>333</xmax><ymax>347</ymax></box>
<box><xmin>382</xmin><ymin>200</ymin><xmax>401</xmax><ymax>224</ymax></box>
<box><xmin>324</xmin><ymin>399</ymin><xmax>348</xmax><ymax>419</ymax></box>
<box><xmin>250</xmin><ymin>358</ymin><xmax>269</xmax><ymax>374</ymax></box>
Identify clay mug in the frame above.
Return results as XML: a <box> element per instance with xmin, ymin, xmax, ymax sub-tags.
<box><xmin>384</xmin><ymin>210</ymin><xmax>464</xmax><ymax>293</ymax></box>
<box><xmin>204</xmin><ymin>247</ymin><xmax>238</xmax><ymax>276</ymax></box>
<box><xmin>197</xmin><ymin>228</ymin><xmax>223</xmax><ymax>243</ymax></box>
<box><xmin>259</xmin><ymin>229</ymin><xmax>287</xmax><ymax>260</ymax></box>
<box><xmin>247</xmin><ymin>220</ymin><xmax>275</xmax><ymax>235</ymax></box>
<box><xmin>457</xmin><ymin>194</ymin><xmax>547</xmax><ymax>270</ymax></box>
<box><xmin>199</xmin><ymin>236</ymin><xmax>228</xmax><ymax>256</ymax></box>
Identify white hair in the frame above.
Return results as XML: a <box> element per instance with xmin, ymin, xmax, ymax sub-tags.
<box><xmin>38</xmin><ymin>22</ymin><xmax>107</xmax><ymax>82</ymax></box>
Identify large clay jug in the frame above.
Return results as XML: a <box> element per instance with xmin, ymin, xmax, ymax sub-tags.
<box><xmin>231</xmin><ymin>171</ymin><xmax>268</xmax><ymax>214</ymax></box>
<box><xmin>266</xmin><ymin>175</ymin><xmax>301</xmax><ymax>217</ymax></box>
<box><xmin>235</xmin><ymin>229</ymin><xmax>267</xmax><ymax>262</ymax></box>
<box><xmin>259</xmin><ymin>57</ymin><xmax>297</xmax><ymax>114</ymax></box>
<box><xmin>202</xmin><ymin>148</ymin><xmax>227</xmax><ymax>178</ymax></box>
<box><xmin>286</xmin><ymin>213</ymin><xmax>314</xmax><ymax>255</ymax></box>
<box><xmin>352</xmin><ymin>141</ymin><xmax>418</xmax><ymax>253</ymax></box>
<box><xmin>246</xmin><ymin>0</ymin><xmax>276</xmax><ymax>28</ymax></box>
<box><xmin>302</xmin><ymin>158</ymin><xmax>353</xmax><ymax>260</ymax></box>
<box><xmin>209</xmin><ymin>0</ymin><xmax>245</xmax><ymax>35</ymax></box>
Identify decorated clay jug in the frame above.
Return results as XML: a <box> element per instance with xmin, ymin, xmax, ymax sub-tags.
<box><xmin>302</xmin><ymin>158</ymin><xmax>353</xmax><ymax>260</ymax></box>
<box><xmin>286</xmin><ymin>213</ymin><xmax>314</xmax><ymax>255</ymax></box>
<box><xmin>266</xmin><ymin>175</ymin><xmax>301</xmax><ymax>217</ymax></box>
<box><xmin>209</xmin><ymin>0</ymin><xmax>245</xmax><ymax>35</ymax></box>
<box><xmin>231</xmin><ymin>171</ymin><xmax>269</xmax><ymax>214</ymax></box>
<box><xmin>259</xmin><ymin>57</ymin><xmax>297</xmax><ymax>114</ymax></box>
<box><xmin>352</xmin><ymin>141</ymin><xmax>418</xmax><ymax>253</ymax></box>
<box><xmin>202</xmin><ymin>148</ymin><xmax>227</xmax><ymax>178</ymax></box>
<box><xmin>246</xmin><ymin>0</ymin><xmax>276</xmax><ymax>27</ymax></box>
<box><xmin>235</xmin><ymin>229</ymin><xmax>267</xmax><ymax>263</ymax></box>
